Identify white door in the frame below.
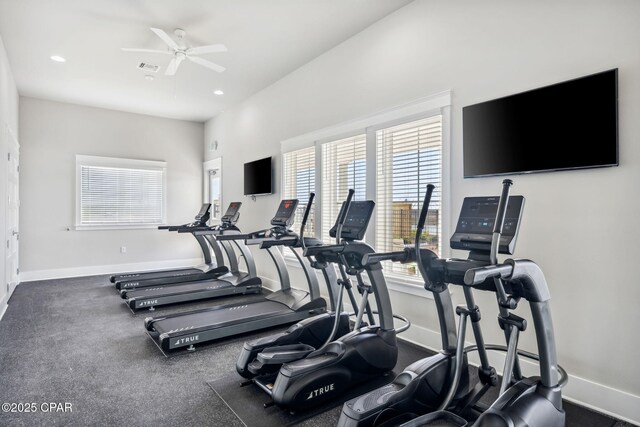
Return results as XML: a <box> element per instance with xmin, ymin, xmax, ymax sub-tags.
<box><xmin>5</xmin><ymin>126</ymin><xmax>19</xmax><ymax>296</ymax></box>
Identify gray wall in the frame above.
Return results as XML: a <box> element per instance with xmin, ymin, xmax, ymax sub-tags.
<box><xmin>19</xmin><ymin>97</ymin><xmax>205</xmax><ymax>275</ymax></box>
<box><xmin>204</xmin><ymin>0</ymin><xmax>640</xmax><ymax>420</ymax></box>
<box><xmin>0</xmin><ymin>34</ymin><xmax>19</xmax><ymax>308</ymax></box>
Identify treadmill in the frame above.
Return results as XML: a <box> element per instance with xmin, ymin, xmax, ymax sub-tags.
<box><xmin>113</xmin><ymin>204</ymin><xmax>240</xmax><ymax>291</ymax></box>
<box><xmin>110</xmin><ymin>204</ymin><xmax>217</xmax><ymax>286</ymax></box>
<box><xmin>143</xmin><ymin>199</ymin><xmax>329</xmax><ymax>353</ymax></box>
<box><xmin>121</xmin><ymin>203</ymin><xmax>263</xmax><ymax>311</ymax></box>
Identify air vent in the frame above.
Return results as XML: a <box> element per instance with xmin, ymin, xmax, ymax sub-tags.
<box><xmin>137</xmin><ymin>62</ymin><xmax>160</xmax><ymax>73</ymax></box>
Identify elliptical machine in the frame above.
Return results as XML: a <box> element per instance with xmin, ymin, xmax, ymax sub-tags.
<box><xmin>259</xmin><ymin>190</ymin><xmax>409</xmax><ymax>412</ymax></box>
<box><xmin>236</xmin><ymin>192</ymin><xmax>376</xmax><ymax>380</ymax></box>
<box><xmin>339</xmin><ymin>180</ymin><xmax>566</xmax><ymax>427</ymax></box>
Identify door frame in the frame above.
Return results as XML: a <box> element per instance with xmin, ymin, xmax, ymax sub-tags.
<box><xmin>4</xmin><ymin>123</ymin><xmax>20</xmax><ymax>300</ymax></box>
<box><xmin>203</xmin><ymin>157</ymin><xmax>222</xmax><ymax>223</ymax></box>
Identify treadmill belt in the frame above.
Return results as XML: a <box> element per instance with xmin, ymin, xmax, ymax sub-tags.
<box><xmin>116</xmin><ymin>267</ymin><xmax>202</xmax><ymax>281</ymax></box>
<box><xmin>153</xmin><ymin>301</ymin><xmax>290</xmax><ymax>334</ymax></box>
<box><xmin>125</xmin><ymin>279</ymin><xmax>233</xmax><ymax>298</ymax></box>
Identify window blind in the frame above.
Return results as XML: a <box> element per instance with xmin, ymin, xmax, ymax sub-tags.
<box><xmin>282</xmin><ymin>146</ymin><xmax>316</xmax><ymax>235</ymax></box>
<box><xmin>375</xmin><ymin>116</ymin><xmax>442</xmax><ymax>278</ymax></box>
<box><xmin>321</xmin><ymin>134</ymin><xmax>367</xmax><ymax>243</ymax></box>
<box><xmin>79</xmin><ymin>164</ymin><xmax>165</xmax><ymax>226</ymax></box>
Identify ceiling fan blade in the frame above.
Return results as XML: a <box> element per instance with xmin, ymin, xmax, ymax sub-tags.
<box><xmin>187</xmin><ymin>44</ymin><xmax>228</xmax><ymax>55</ymax></box>
<box><xmin>165</xmin><ymin>55</ymin><xmax>185</xmax><ymax>76</ymax></box>
<box><xmin>121</xmin><ymin>48</ymin><xmax>172</xmax><ymax>54</ymax></box>
<box><xmin>150</xmin><ymin>27</ymin><xmax>179</xmax><ymax>50</ymax></box>
<box><xmin>188</xmin><ymin>56</ymin><xmax>226</xmax><ymax>73</ymax></box>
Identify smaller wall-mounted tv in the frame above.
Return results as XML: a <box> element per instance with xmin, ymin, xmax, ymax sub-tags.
<box><xmin>244</xmin><ymin>156</ymin><xmax>273</xmax><ymax>196</ymax></box>
<box><xmin>463</xmin><ymin>69</ymin><xmax>618</xmax><ymax>178</ymax></box>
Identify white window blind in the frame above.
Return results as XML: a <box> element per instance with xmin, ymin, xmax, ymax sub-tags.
<box><xmin>321</xmin><ymin>134</ymin><xmax>367</xmax><ymax>243</ymax></box>
<box><xmin>76</xmin><ymin>156</ymin><xmax>166</xmax><ymax>228</ymax></box>
<box><xmin>282</xmin><ymin>146</ymin><xmax>316</xmax><ymax>235</ymax></box>
<box><xmin>375</xmin><ymin>116</ymin><xmax>442</xmax><ymax>278</ymax></box>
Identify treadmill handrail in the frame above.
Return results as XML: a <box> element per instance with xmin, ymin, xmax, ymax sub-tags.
<box><xmin>213</xmin><ymin>227</ymin><xmax>296</xmax><ymax>243</ymax></box>
<box><xmin>196</xmin><ymin>227</ymin><xmax>282</xmax><ymax>239</ymax></box>
<box><xmin>259</xmin><ymin>235</ymin><xmax>300</xmax><ymax>248</ymax></box>
<box><xmin>177</xmin><ymin>225</ymin><xmax>223</xmax><ymax>233</ymax></box>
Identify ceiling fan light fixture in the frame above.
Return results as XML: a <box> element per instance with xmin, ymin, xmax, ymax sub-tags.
<box><xmin>213</xmin><ymin>90</ymin><xmax>224</xmax><ymax>96</ymax></box>
<box><xmin>50</xmin><ymin>55</ymin><xmax>66</xmax><ymax>62</ymax></box>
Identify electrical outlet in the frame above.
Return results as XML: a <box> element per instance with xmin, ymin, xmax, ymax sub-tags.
<box><xmin>120</xmin><ymin>246</ymin><xmax>127</xmax><ymax>254</ymax></box>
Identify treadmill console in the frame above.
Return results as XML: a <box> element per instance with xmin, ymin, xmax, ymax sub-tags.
<box><xmin>329</xmin><ymin>201</ymin><xmax>375</xmax><ymax>241</ymax></box>
<box><xmin>271</xmin><ymin>199</ymin><xmax>299</xmax><ymax>228</ymax></box>
<box><xmin>450</xmin><ymin>196</ymin><xmax>524</xmax><ymax>255</ymax></box>
<box><xmin>221</xmin><ymin>202</ymin><xmax>242</xmax><ymax>224</ymax></box>
<box><xmin>194</xmin><ymin>204</ymin><xmax>212</xmax><ymax>225</ymax></box>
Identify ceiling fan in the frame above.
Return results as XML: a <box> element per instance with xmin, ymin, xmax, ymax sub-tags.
<box><xmin>122</xmin><ymin>27</ymin><xmax>227</xmax><ymax>76</ymax></box>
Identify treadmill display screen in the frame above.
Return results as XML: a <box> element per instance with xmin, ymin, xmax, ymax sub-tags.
<box><xmin>196</xmin><ymin>203</ymin><xmax>211</xmax><ymax>218</ymax></box>
<box><xmin>196</xmin><ymin>203</ymin><xmax>212</xmax><ymax>219</ymax></box>
<box><xmin>329</xmin><ymin>201</ymin><xmax>375</xmax><ymax>241</ymax></box>
<box><xmin>271</xmin><ymin>199</ymin><xmax>299</xmax><ymax>227</ymax></box>
<box><xmin>221</xmin><ymin>202</ymin><xmax>242</xmax><ymax>223</ymax></box>
<box><xmin>450</xmin><ymin>196</ymin><xmax>524</xmax><ymax>255</ymax></box>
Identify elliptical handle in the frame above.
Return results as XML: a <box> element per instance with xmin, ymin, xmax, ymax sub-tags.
<box><xmin>338</xmin><ymin>189</ymin><xmax>355</xmax><ymax>225</ymax></box>
<box><xmin>416</xmin><ymin>184</ymin><xmax>436</xmax><ymax>281</ymax></box>
<box><xmin>490</xmin><ymin>179</ymin><xmax>513</xmax><ymax>265</ymax></box>
<box><xmin>300</xmin><ymin>193</ymin><xmax>315</xmax><ymax>231</ymax></box>
<box><xmin>362</xmin><ymin>250</ymin><xmax>410</xmax><ymax>266</ymax></box>
<box><xmin>299</xmin><ymin>193</ymin><xmax>315</xmax><ymax>251</ymax></box>
<box><xmin>336</xmin><ymin>189</ymin><xmax>355</xmax><ymax>244</ymax></box>
<box><xmin>493</xmin><ymin>179</ymin><xmax>513</xmax><ymax>235</ymax></box>
<box><xmin>464</xmin><ymin>263</ymin><xmax>514</xmax><ymax>286</ymax></box>
<box><xmin>417</xmin><ymin>184</ymin><xmax>435</xmax><ymax>232</ymax></box>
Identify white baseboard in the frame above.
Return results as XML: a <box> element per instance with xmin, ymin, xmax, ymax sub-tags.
<box><xmin>259</xmin><ymin>276</ymin><xmax>281</xmax><ymax>291</ymax></box>
<box><xmin>396</xmin><ymin>323</ymin><xmax>640</xmax><ymax>425</ymax></box>
<box><xmin>19</xmin><ymin>258</ymin><xmax>202</xmax><ymax>282</ymax></box>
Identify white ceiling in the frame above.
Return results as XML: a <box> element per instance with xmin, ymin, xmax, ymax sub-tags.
<box><xmin>0</xmin><ymin>0</ymin><xmax>413</xmax><ymax>122</ymax></box>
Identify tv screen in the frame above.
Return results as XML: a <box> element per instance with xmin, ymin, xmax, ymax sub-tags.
<box><xmin>463</xmin><ymin>69</ymin><xmax>618</xmax><ymax>178</ymax></box>
<box><xmin>244</xmin><ymin>157</ymin><xmax>273</xmax><ymax>195</ymax></box>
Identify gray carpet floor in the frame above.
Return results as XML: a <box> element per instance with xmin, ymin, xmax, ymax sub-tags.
<box><xmin>0</xmin><ymin>276</ymin><xmax>635</xmax><ymax>426</ymax></box>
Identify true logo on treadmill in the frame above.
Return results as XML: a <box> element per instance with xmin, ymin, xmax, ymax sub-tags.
<box><xmin>138</xmin><ymin>300</ymin><xmax>158</xmax><ymax>307</ymax></box>
<box><xmin>306</xmin><ymin>383</ymin><xmax>335</xmax><ymax>400</ymax></box>
<box><xmin>174</xmin><ymin>335</ymin><xmax>199</xmax><ymax>346</ymax></box>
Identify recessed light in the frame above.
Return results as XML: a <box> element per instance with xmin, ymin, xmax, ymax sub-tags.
<box><xmin>145</xmin><ymin>75</ymin><xmax>154</xmax><ymax>81</ymax></box>
<box><xmin>213</xmin><ymin>89</ymin><xmax>224</xmax><ymax>96</ymax></box>
<box><xmin>50</xmin><ymin>55</ymin><xmax>66</xmax><ymax>63</ymax></box>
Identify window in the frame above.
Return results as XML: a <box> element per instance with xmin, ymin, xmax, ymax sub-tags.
<box><xmin>321</xmin><ymin>134</ymin><xmax>366</xmax><ymax>243</ymax></box>
<box><xmin>76</xmin><ymin>155</ymin><xmax>167</xmax><ymax>229</ymax></box>
<box><xmin>375</xmin><ymin>116</ymin><xmax>442</xmax><ymax>278</ymax></box>
<box><xmin>282</xmin><ymin>147</ymin><xmax>316</xmax><ymax>235</ymax></box>
<box><xmin>280</xmin><ymin>92</ymin><xmax>450</xmax><ymax>293</ymax></box>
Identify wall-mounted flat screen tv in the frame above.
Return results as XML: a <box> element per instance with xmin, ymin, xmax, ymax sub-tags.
<box><xmin>463</xmin><ymin>69</ymin><xmax>618</xmax><ymax>178</ymax></box>
<box><xmin>244</xmin><ymin>156</ymin><xmax>273</xmax><ymax>195</ymax></box>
